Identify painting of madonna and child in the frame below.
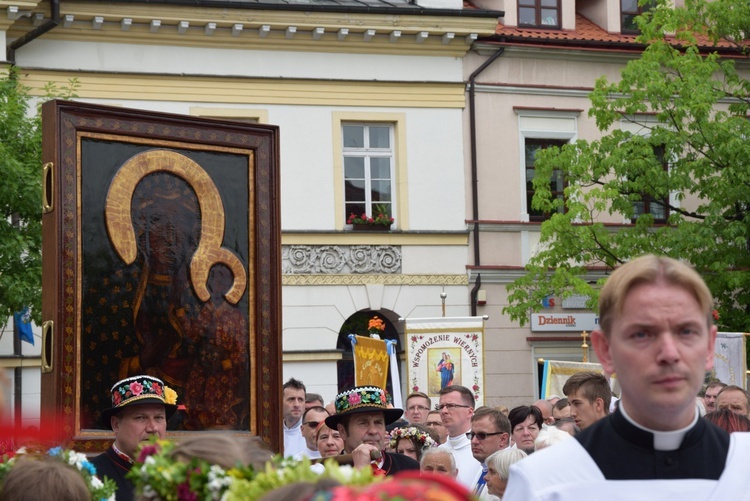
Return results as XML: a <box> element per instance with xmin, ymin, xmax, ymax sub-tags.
<box><xmin>79</xmin><ymin>141</ymin><xmax>253</xmax><ymax>432</ymax></box>
<box><xmin>41</xmin><ymin>102</ymin><xmax>281</xmax><ymax>452</ymax></box>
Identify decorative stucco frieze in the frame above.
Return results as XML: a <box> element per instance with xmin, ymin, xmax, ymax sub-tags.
<box><xmin>283</xmin><ymin>245</ymin><xmax>401</xmax><ymax>274</ymax></box>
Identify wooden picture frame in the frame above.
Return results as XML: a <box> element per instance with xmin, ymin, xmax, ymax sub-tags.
<box><xmin>40</xmin><ymin>100</ymin><xmax>281</xmax><ymax>453</ymax></box>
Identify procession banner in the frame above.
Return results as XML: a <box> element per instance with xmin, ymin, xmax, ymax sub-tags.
<box><xmin>351</xmin><ymin>335</ymin><xmax>389</xmax><ymax>389</ymax></box>
<box><xmin>405</xmin><ymin>317</ymin><xmax>485</xmax><ymax>406</ymax></box>
<box><xmin>713</xmin><ymin>332</ymin><xmax>747</xmax><ymax>389</ymax></box>
<box><xmin>540</xmin><ymin>360</ymin><xmax>619</xmax><ymax>400</ymax></box>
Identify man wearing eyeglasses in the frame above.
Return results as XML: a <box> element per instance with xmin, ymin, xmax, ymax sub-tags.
<box><xmin>404</xmin><ymin>392</ymin><xmax>432</xmax><ymax>424</ymax></box>
<box><xmin>437</xmin><ymin>385</ymin><xmax>481</xmax><ymax>490</ymax></box>
<box><xmin>469</xmin><ymin>407</ymin><xmax>511</xmax><ymax>500</ymax></box>
<box><xmin>292</xmin><ymin>405</ymin><xmax>330</xmax><ymax>460</ymax></box>
<box><xmin>425</xmin><ymin>410</ymin><xmax>448</xmax><ymax>444</ymax></box>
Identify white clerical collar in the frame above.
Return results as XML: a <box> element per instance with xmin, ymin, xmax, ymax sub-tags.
<box><xmin>284</xmin><ymin>418</ymin><xmax>302</xmax><ymax>431</ymax></box>
<box><xmin>619</xmin><ymin>402</ymin><xmax>698</xmax><ymax>451</ymax></box>
<box><xmin>448</xmin><ymin>431</ymin><xmax>469</xmax><ymax>447</ymax></box>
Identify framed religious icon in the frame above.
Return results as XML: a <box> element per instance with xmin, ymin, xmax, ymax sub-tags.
<box><xmin>40</xmin><ymin>100</ymin><xmax>281</xmax><ymax>453</ymax></box>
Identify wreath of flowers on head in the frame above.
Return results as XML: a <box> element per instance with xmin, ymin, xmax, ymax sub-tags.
<box><xmin>128</xmin><ymin>439</ymin><xmax>251</xmax><ymax>501</ymax></box>
<box><xmin>0</xmin><ymin>446</ymin><xmax>116</xmax><ymax>501</ymax></box>
<box><xmin>129</xmin><ymin>439</ymin><xmax>384</xmax><ymax>501</ymax></box>
<box><xmin>388</xmin><ymin>427</ymin><xmax>437</xmax><ymax>451</ymax></box>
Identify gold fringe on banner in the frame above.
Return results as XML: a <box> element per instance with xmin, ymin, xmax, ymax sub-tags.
<box><xmin>540</xmin><ymin>360</ymin><xmax>619</xmax><ymax>400</ymax></box>
<box><xmin>353</xmin><ymin>335</ymin><xmax>389</xmax><ymax>389</ymax></box>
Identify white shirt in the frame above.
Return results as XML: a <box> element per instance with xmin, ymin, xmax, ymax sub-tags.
<box><xmin>439</xmin><ymin>432</ymin><xmax>482</xmax><ymax>490</ymax></box>
<box><xmin>292</xmin><ymin>445</ymin><xmax>322</xmax><ymax>461</ymax></box>
<box><xmin>283</xmin><ymin>419</ymin><xmax>306</xmax><ymax>457</ymax></box>
<box><xmin>504</xmin><ymin>430</ymin><xmax>750</xmax><ymax>501</ymax></box>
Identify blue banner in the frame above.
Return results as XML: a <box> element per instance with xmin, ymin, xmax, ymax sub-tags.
<box><xmin>14</xmin><ymin>308</ymin><xmax>34</xmax><ymax>345</ymax></box>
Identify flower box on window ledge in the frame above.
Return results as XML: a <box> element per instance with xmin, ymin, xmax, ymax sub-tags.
<box><xmin>352</xmin><ymin>222</ymin><xmax>392</xmax><ymax>231</ymax></box>
<box><xmin>348</xmin><ymin>207</ymin><xmax>394</xmax><ymax>232</ymax></box>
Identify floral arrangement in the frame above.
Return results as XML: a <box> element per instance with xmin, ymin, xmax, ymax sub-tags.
<box><xmin>347</xmin><ymin>204</ymin><xmax>394</xmax><ymax>227</ymax></box>
<box><xmin>129</xmin><ymin>439</ymin><xmax>253</xmax><ymax>501</ymax></box>
<box><xmin>368</xmin><ymin>316</ymin><xmax>386</xmax><ymax>336</ymax></box>
<box><xmin>0</xmin><ymin>446</ymin><xmax>116</xmax><ymax>501</ymax></box>
<box><xmin>225</xmin><ymin>456</ymin><xmax>382</xmax><ymax>500</ymax></box>
<box><xmin>130</xmin><ymin>440</ymin><xmax>382</xmax><ymax>501</ymax></box>
<box><xmin>388</xmin><ymin>427</ymin><xmax>437</xmax><ymax>451</ymax></box>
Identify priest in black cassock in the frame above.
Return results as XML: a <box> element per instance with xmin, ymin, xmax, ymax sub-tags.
<box><xmin>91</xmin><ymin>375</ymin><xmax>177</xmax><ymax>501</ymax></box>
<box><xmin>505</xmin><ymin>255</ymin><xmax>750</xmax><ymax>501</ymax></box>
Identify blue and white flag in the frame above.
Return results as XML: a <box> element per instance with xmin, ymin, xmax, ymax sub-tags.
<box><xmin>13</xmin><ymin>307</ymin><xmax>34</xmax><ymax>345</ymax></box>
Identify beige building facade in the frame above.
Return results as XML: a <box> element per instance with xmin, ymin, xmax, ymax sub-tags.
<box><xmin>463</xmin><ymin>0</ymin><xmax>744</xmax><ymax>407</ymax></box>
<box><xmin>0</xmin><ymin>0</ymin><xmax>501</xmax><ymax>424</ymax></box>
<box><xmin>0</xmin><ymin>0</ymin><xmax>742</xmax><ymax>425</ymax></box>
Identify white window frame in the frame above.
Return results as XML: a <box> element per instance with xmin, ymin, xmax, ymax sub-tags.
<box><xmin>516</xmin><ymin>109</ymin><xmax>579</xmax><ymax>223</ymax></box>
<box><xmin>342</xmin><ymin>122</ymin><xmax>395</xmax><ymax>225</ymax></box>
<box><xmin>515</xmin><ymin>109</ymin><xmax>579</xmax><ymax>265</ymax></box>
<box><xmin>332</xmin><ymin>112</ymin><xmax>408</xmax><ymax>231</ymax></box>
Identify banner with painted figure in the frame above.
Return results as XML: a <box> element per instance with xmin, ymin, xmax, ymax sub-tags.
<box><xmin>405</xmin><ymin>317</ymin><xmax>485</xmax><ymax>406</ymax></box>
<box><xmin>540</xmin><ymin>360</ymin><xmax>620</xmax><ymax>400</ymax></box>
<box><xmin>351</xmin><ymin>334</ymin><xmax>390</xmax><ymax>389</ymax></box>
<box><xmin>713</xmin><ymin>332</ymin><xmax>747</xmax><ymax>389</ymax></box>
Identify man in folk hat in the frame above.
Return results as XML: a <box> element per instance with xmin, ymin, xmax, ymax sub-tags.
<box><xmin>325</xmin><ymin>386</ymin><xmax>420</xmax><ymax>476</ymax></box>
<box><xmin>92</xmin><ymin>375</ymin><xmax>177</xmax><ymax>501</ymax></box>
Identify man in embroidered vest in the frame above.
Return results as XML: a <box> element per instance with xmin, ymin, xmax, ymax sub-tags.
<box><xmin>92</xmin><ymin>375</ymin><xmax>177</xmax><ymax>501</ymax></box>
<box><xmin>325</xmin><ymin>386</ymin><xmax>420</xmax><ymax>476</ymax></box>
<box><xmin>437</xmin><ymin>385</ymin><xmax>482</xmax><ymax>490</ymax></box>
<box><xmin>469</xmin><ymin>407</ymin><xmax>510</xmax><ymax>500</ymax></box>
<box><xmin>504</xmin><ymin>255</ymin><xmax>750</xmax><ymax>501</ymax></box>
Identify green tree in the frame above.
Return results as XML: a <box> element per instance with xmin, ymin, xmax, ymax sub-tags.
<box><xmin>503</xmin><ymin>0</ymin><xmax>750</xmax><ymax>333</ymax></box>
<box><xmin>0</xmin><ymin>68</ymin><xmax>77</xmax><ymax>329</ymax></box>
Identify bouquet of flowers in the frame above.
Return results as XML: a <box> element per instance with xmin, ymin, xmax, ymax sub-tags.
<box><xmin>368</xmin><ymin>316</ymin><xmax>386</xmax><ymax>337</ymax></box>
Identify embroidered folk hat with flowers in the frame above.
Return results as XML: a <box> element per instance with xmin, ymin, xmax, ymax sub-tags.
<box><xmin>324</xmin><ymin>386</ymin><xmax>403</xmax><ymax>429</ymax></box>
<box><xmin>100</xmin><ymin>375</ymin><xmax>178</xmax><ymax>429</ymax></box>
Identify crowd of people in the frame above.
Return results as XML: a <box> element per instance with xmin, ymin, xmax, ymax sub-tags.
<box><xmin>1</xmin><ymin>254</ymin><xmax>749</xmax><ymax>500</ymax></box>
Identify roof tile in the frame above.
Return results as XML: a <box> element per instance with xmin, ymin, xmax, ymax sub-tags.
<box><xmin>494</xmin><ymin>13</ymin><xmax>746</xmax><ymax>51</ymax></box>
<box><xmin>496</xmin><ymin>14</ymin><xmax>638</xmax><ymax>44</ymax></box>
